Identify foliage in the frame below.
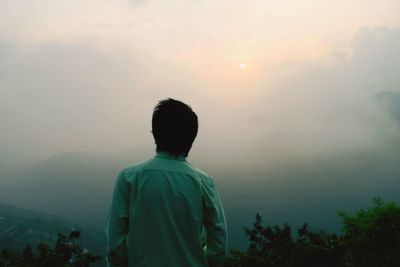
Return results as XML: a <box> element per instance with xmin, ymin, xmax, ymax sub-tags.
<box><xmin>225</xmin><ymin>198</ymin><xmax>400</xmax><ymax>267</ymax></box>
<box><xmin>1</xmin><ymin>198</ymin><xmax>399</xmax><ymax>266</ymax></box>
<box><xmin>0</xmin><ymin>230</ymin><xmax>101</xmax><ymax>267</ymax></box>
<box><xmin>338</xmin><ymin>197</ymin><xmax>400</xmax><ymax>267</ymax></box>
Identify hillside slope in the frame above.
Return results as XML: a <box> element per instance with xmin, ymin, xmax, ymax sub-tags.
<box><xmin>0</xmin><ymin>203</ymin><xmax>105</xmax><ymax>265</ymax></box>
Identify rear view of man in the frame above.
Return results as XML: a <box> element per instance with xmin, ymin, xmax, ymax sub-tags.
<box><xmin>106</xmin><ymin>98</ymin><xmax>228</xmax><ymax>267</ymax></box>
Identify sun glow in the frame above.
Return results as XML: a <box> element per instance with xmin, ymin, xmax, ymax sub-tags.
<box><xmin>239</xmin><ymin>63</ymin><xmax>247</xmax><ymax>70</ymax></box>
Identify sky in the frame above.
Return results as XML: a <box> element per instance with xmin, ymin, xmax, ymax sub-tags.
<box><xmin>1</xmin><ymin>0</ymin><xmax>400</xmax><ymax>248</ymax></box>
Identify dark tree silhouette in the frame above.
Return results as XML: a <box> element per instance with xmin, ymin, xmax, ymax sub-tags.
<box><xmin>0</xmin><ymin>230</ymin><xmax>101</xmax><ymax>267</ymax></box>
<box><xmin>338</xmin><ymin>197</ymin><xmax>400</xmax><ymax>267</ymax></box>
<box><xmin>1</xmin><ymin>198</ymin><xmax>399</xmax><ymax>267</ymax></box>
<box><xmin>224</xmin><ymin>198</ymin><xmax>400</xmax><ymax>267</ymax></box>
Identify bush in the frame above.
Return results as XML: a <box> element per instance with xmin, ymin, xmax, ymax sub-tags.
<box><xmin>0</xmin><ymin>230</ymin><xmax>101</xmax><ymax>267</ymax></box>
<box><xmin>338</xmin><ymin>197</ymin><xmax>400</xmax><ymax>267</ymax></box>
<box><xmin>225</xmin><ymin>198</ymin><xmax>400</xmax><ymax>267</ymax></box>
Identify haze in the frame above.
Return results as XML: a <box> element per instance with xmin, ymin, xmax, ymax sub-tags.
<box><xmin>1</xmin><ymin>0</ymin><xmax>400</xmax><ymax>248</ymax></box>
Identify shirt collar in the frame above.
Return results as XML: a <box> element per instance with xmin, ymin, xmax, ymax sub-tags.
<box><xmin>155</xmin><ymin>151</ymin><xmax>187</xmax><ymax>161</ymax></box>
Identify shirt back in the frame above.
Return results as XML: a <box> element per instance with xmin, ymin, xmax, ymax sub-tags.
<box><xmin>106</xmin><ymin>152</ymin><xmax>227</xmax><ymax>267</ymax></box>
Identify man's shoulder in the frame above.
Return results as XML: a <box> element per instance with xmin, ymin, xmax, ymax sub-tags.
<box><xmin>186</xmin><ymin>163</ymin><xmax>209</xmax><ymax>177</ymax></box>
<box><xmin>120</xmin><ymin>158</ymin><xmax>154</xmax><ymax>176</ymax></box>
<box><xmin>119</xmin><ymin>157</ymin><xmax>215</xmax><ymax>185</ymax></box>
<box><xmin>185</xmin><ymin>163</ymin><xmax>215</xmax><ymax>186</ymax></box>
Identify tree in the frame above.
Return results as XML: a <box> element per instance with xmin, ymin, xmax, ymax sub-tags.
<box><xmin>225</xmin><ymin>198</ymin><xmax>400</xmax><ymax>267</ymax></box>
<box><xmin>338</xmin><ymin>197</ymin><xmax>400</xmax><ymax>267</ymax></box>
<box><xmin>0</xmin><ymin>230</ymin><xmax>101</xmax><ymax>267</ymax></box>
<box><xmin>224</xmin><ymin>214</ymin><xmax>341</xmax><ymax>267</ymax></box>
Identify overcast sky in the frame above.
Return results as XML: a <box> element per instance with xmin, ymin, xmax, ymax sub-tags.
<box><xmin>1</xmin><ymin>0</ymin><xmax>400</xmax><ymax>169</ymax></box>
<box><xmin>2</xmin><ymin>1</ymin><xmax>400</xmax><ymax>248</ymax></box>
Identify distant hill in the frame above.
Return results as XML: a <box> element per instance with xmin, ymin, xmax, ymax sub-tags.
<box><xmin>0</xmin><ymin>148</ymin><xmax>153</xmax><ymax>227</ymax></box>
<box><xmin>0</xmin><ymin>203</ymin><xmax>106</xmax><ymax>266</ymax></box>
<box><xmin>376</xmin><ymin>91</ymin><xmax>400</xmax><ymax>124</ymax></box>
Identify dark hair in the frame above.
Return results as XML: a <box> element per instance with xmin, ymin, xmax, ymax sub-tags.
<box><xmin>152</xmin><ymin>98</ymin><xmax>198</xmax><ymax>157</ymax></box>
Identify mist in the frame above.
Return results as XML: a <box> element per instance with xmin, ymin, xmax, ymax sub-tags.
<box><xmin>1</xmin><ymin>1</ymin><xmax>400</xmax><ymax>249</ymax></box>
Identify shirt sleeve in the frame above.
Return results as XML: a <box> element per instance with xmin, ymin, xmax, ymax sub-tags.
<box><xmin>105</xmin><ymin>170</ymin><xmax>130</xmax><ymax>267</ymax></box>
<box><xmin>202</xmin><ymin>178</ymin><xmax>228</xmax><ymax>267</ymax></box>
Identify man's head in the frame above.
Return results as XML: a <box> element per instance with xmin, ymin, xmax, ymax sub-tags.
<box><xmin>152</xmin><ymin>98</ymin><xmax>198</xmax><ymax>157</ymax></box>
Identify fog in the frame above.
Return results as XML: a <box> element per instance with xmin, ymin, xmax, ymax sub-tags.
<box><xmin>1</xmin><ymin>1</ymin><xmax>400</xmax><ymax>248</ymax></box>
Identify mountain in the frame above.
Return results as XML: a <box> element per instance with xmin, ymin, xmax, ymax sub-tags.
<box><xmin>0</xmin><ymin>203</ymin><xmax>105</xmax><ymax>265</ymax></box>
<box><xmin>376</xmin><ymin>91</ymin><xmax>400</xmax><ymax>124</ymax></box>
<box><xmin>2</xmin><ymin>141</ymin><xmax>400</xmax><ymax>250</ymax></box>
<box><xmin>0</xmin><ymin>148</ymin><xmax>153</xmax><ymax>227</ymax></box>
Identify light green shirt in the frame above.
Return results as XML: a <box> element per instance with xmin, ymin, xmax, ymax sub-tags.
<box><xmin>105</xmin><ymin>152</ymin><xmax>228</xmax><ymax>267</ymax></box>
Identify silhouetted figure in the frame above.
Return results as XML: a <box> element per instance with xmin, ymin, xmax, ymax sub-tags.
<box><xmin>106</xmin><ymin>98</ymin><xmax>228</xmax><ymax>267</ymax></box>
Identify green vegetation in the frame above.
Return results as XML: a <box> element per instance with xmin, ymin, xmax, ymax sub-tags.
<box><xmin>0</xmin><ymin>231</ymin><xmax>101</xmax><ymax>267</ymax></box>
<box><xmin>1</xmin><ymin>198</ymin><xmax>399</xmax><ymax>266</ymax></box>
<box><xmin>0</xmin><ymin>203</ymin><xmax>105</xmax><ymax>256</ymax></box>
<box><xmin>224</xmin><ymin>198</ymin><xmax>400</xmax><ymax>267</ymax></box>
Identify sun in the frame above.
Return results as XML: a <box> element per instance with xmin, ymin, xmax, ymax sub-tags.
<box><xmin>239</xmin><ymin>63</ymin><xmax>247</xmax><ymax>70</ymax></box>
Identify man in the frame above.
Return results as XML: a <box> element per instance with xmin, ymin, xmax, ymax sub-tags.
<box><xmin>106</xmin><ymin>98</ymin><xmax>228</xmax><ymax>267</ymax></box>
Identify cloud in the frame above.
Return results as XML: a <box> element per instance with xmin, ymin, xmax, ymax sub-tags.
<box><xmin>1</xmin><ymin>26</ymin><xmax>400</xmax><ymax>249</ymax></box>
<box><xmin>232</xmin><ymin>26</ymin><xmax>400</xmax><ymax>168</ymax></box>
<box><xmin>0</xmin><ymin>41</ymin><xmax>208</xmax><ymax>163</ymax></box>
<box><xmin>0</xmin><ymin>42</ymin><xmax>142</xmax><ymax>160</ymax></box>
<box><xmin>376</xmin><ymin>91</ymin><xmax>400</xmax><ymax>125</ymax></box>
<box><xmin>2</xmin><ymin>26</ymin><xmax>400</xmax><ymax>170</ymax></box>
<box><xmin>217</xmin><ymin>27</ymin><xmax>400</xmax><ymax>246</ymax></box>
